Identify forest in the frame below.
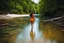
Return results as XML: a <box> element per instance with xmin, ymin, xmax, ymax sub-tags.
<box><xmin>39</xmin><ymin>0</ymin><xmax>64</xmax><ymax>18</ymax></box>
<box><xmin>0</xmin><ymin>0</ymin><xmax>38</xmax><ymax>14</ymax></box>
<box><xmin>0</xmin><ymin>0</ymin><xmax>64</xmax><ymax>18</ymax></box>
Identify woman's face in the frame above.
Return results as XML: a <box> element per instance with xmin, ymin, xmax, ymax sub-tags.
<box><xmin>32</xmin><ymin>14</ymin><xmax>34</xmax><ymax>17</ymax></box>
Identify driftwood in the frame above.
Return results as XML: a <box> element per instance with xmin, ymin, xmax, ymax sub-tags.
<box><xmin>42</xmin><ymin>16</ymin><xmax>64</xmax><ymax>27</ymax></box>
<box><xmin>42</xmin><ymin>16</ymin><xmax>64</xmax><ymax>22</ymax></box>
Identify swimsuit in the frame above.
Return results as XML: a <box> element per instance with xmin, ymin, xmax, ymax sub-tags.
<box><xmin>30</xmin><ymin>17</ymin><xmax>35</xmax><ymax>24</ymax></box>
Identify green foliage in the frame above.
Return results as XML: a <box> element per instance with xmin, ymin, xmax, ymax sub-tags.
<box><xmin>29</xmin><ymin>1</ymin><xmax>38</xmax><ymax>13</ymax></box>
<box><xmin>0</xmin><ymin>0</ymin><xmax>39</xmax><ymax>14</ymax></box>
<box><xmin>22</xmin><ymin>1</ymin><xmax>29</xmax><ymax>13</ymax></box>
<box><xmin>16</xmin><ymin>4</ymin><xmax>23</xmax><ymax>14</ymax></box>
<box><xmin>39</xmin><ymin>0</ymin><xmax>64</xmax><ymax>18</ymax></box>
<box><xmin>11</xmin><ymin>9</ymin><xmax>19</xmax><ymax>14</ymax></box>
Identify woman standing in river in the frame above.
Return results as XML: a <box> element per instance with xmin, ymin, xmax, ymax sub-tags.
<box><xmin>30</xmin><ymin>12</ymin><xmax>35</xmax><ymax>31</ymax></box>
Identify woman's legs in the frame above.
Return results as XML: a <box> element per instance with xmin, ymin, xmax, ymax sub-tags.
<box><xmin>31</xmin><ymin>23</ymin><xmax>33</xmax><ymax>30</ymax></box>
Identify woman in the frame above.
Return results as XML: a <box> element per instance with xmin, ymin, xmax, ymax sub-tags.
<box><xmin>30</xmin><ymin>12</ymin><xmax>35</xmax><ymax>30</ymax></box>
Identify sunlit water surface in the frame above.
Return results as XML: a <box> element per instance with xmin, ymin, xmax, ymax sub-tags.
<box><xmin>0</xmin><ymin>15</ymin><xmax>64</xmax><ymax>43</ymax></box>
<box><xmin>14</xmin><ymin>17</ymin><xmax>57</xmax><ymax>43</ymax></box>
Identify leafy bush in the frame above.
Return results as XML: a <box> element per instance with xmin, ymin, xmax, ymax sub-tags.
<box><xmin>11</xmin><ymin>9</ymin><xmax>19</xmax><ymax>14</ymax></box>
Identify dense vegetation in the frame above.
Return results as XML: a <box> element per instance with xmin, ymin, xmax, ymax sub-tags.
<box><xmin>0</xmin><ymin>0</ymin><xmax>38</xmax><ymax>14</ymax></box>
<box><xmin>38</xmin><ymin>0</ymin><xmax>64</xmax><ymax>18</ymax></box>
<box><xmin>0</xmin><ymin>0</ymin><xmax>64</xmax><ymax>17</ymax></box>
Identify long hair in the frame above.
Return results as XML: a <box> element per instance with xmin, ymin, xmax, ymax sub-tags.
<box><xmin>30</xmin><ymin>12</ymin><xmax>34</xmax><ymax>17</ymax></box>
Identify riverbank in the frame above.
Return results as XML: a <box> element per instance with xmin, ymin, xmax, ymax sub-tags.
<box><xmin>0</xmin><ymin>14</ymin><xmax>29</xmax><ymax>19</ymax></box>
<box><xmin>41</xmin><ymin>16</ymin><xmax>64</xmax><ymax>27</ymax></box>
<box><xmin>0</xmin><ymin>14</ymin><xmax>40</xmax><ymax>19</ymax></box>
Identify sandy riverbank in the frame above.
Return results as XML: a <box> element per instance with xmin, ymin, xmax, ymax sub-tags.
<box><xmin>0</xmin><ymin>14</ymin><xmax>29</xmax><ymax>19</ymax></box>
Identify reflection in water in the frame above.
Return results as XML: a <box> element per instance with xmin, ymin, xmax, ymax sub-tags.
<box><xmin>30</xmin><ymin>30</ymin><xmax>35</xmax><ymax>41</ymax></box>
<box><xmin>14</xmin><ymin>17</ymin><xmax>42</xmax><ymax>43</ymax></box>
<box><xmin>1</xmin><ymin>17</ymin><xmax>64</xmax><ymax>43</ymax></box>
<box><xmin>40</xmin><ymin>22</ymin><xmax>64</xmax><ymax>43</ymax></box>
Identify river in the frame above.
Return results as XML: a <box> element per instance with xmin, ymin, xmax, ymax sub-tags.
<box><xmin>0</xmin><ymin>14</ymin><xmax>64</xmax><ymax>43</ymax></box>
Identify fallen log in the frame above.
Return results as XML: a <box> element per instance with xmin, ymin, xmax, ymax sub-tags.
<box><xmin>42</xmin><ymin>16</ymin><xmax>64</xmax><ymax>22</ymax></box>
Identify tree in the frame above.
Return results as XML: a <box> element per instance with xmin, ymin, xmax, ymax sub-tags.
<box><xmin>0</xmin><ymin>0</ymin><xmax>38</xmax><ymax>14</ymax></box>
<box><xmin>39</xmin><ymin>0</ymin><xmax>64</xmax><ymax>18</ymax></box>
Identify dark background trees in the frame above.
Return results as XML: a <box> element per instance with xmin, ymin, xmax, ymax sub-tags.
<box><xmin>38</xmin><ymin>0</ymin><xmax>64</xmax><ymax>19</ymax></box>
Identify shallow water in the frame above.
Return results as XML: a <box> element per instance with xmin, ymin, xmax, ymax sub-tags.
<box><xmin>0</xmin><ymin>17</ymin><xmax>64</xmax><ymax>43</ymax></box>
